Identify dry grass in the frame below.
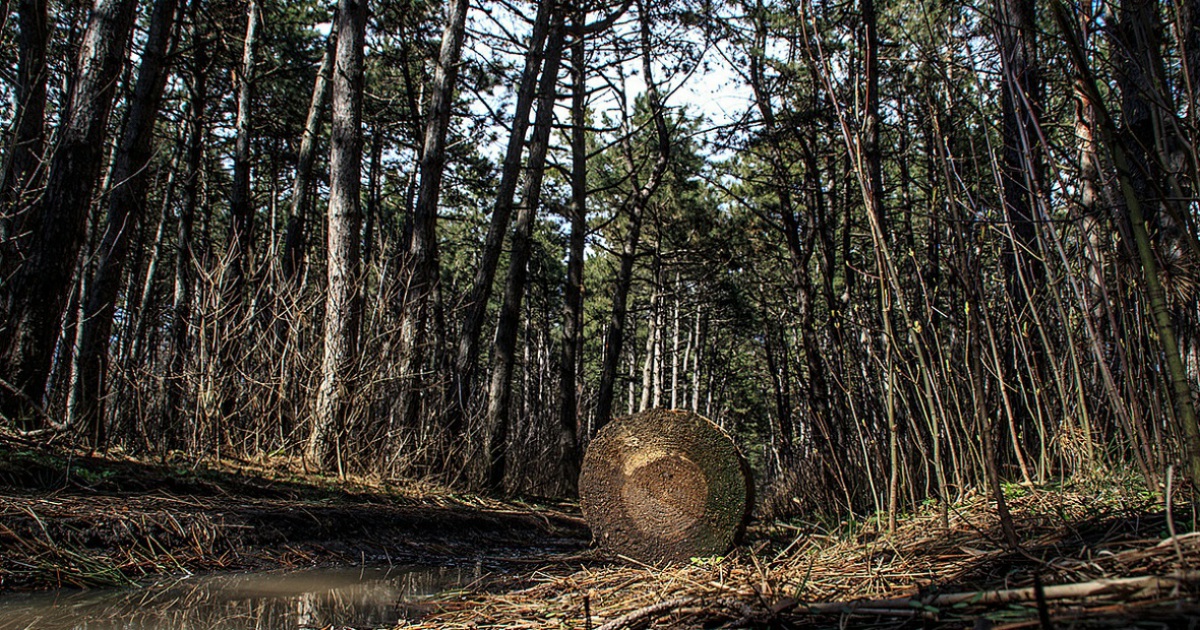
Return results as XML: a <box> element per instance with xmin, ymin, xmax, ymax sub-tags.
<box><xmin>407</xmin><ymin>486</ymin><xmax>1200</xmax><ymax>628</ymax></box>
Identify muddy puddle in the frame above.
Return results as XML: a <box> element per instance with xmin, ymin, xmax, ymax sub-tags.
<box><xmin>0</xmin><ymin>564</ymin><xmax>476</xmax><ymax>629</ymax></box>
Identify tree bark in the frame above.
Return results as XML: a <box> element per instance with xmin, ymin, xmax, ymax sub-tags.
<box><xmin>282</xmin><ymin>17</ymin><xmax>338</xmax><ymax>291</ymax></box>
<box><xmin>746</xmin><ymin>2</ymin><xmax>825</xmax><ymax>457</ymax></box>
<box><xmin>307</xmin><ymin>0</ymin><xmax>368</xmax><ymax>472</ymax></box>
<box><xmin>392</xmin><ymin>0</ymin><xmax>470</xmax><ymax>449</ymax></box>
<box><xmin>224</xmin><ymin>0</ymin><xmax>260</xmax><ymax>307</ymax></box>
<box><xmin>166</xmin><ymin>4</ymin><xmax>209</xmax><ymax>439</ymax></box>
<box><xmin>70</xmin><ymin>0</ymin><xmax>183</xmax><ymax>440</ymax></box>
<box><xmin>639</xmin><ymin>283</ymin><xmax>658</xmax><ymax>413</ymax></box>
<box><xmin>209</xmin><ymin>0</ymin><xmax>261</xmax><ymax>435</ymax></box>
<box><xmin>454</xmin><ymin>0</ymin><xmax>631</xmax><ymax>437</ymax></box>
<box><xmin>557</xmin><ymin>10</ymin><xmax>588</xmax><ymax>488</ymax></box>
<box><xmin>485</xmin><ymin>7</ymin><xmax>567</xmax><ymax>492</ymax></box>
<box><xmin>452</xmin><ymin>0</ymin><xmax>553</xmax><ymax>431</ymax></box>
<box><xmin>1055</xmin><ymin>0</ymin><xmax>1200</xmax><ymax>487</ymax></box>
<box><xmin>0</xmin><ymin>0</ymin><xmax>139</xmax><ymax>427</ymax></box>
<box><xmin>363</xmin><ymin>126</ymin><xmax>383</xmax><ymax>266</ymax></box>
<box><xmin>993</xmin><ymin>0</ymin><xmax>1047</xmax><ymax>461</ymax></box>
<box><xmin>994</xmin><ymin>0</ymin><xmax>1045</xmax><ymax>305</ymax></box>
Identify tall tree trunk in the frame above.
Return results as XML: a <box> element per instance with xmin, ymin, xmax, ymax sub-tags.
<box><xmin>994</xmin><ymin>0</ymin><xmax>1046</xmax><ymax>462</ymax></box>
<box><xmin>392</xmin><ymin>0</ymin><xmax>470</xmax><ymax>451</ymax></box>
<box><xmin>593</xmin><ymin>0</ymin><xmax>671</xmax><ymax>433</ymax></box>
<box><xmin>0</xmin><ymin>0</ymin><xmax>139</xmax><ymax>428</ymax></box>
<box><xmin>307</xmin><ymin>0</ymin><xmax>367</xmax><ymax>472</ymax></box>
<box><xmin>0</xmin><ymin>0</ymin><xmax>49</xmax><ymax>257</ymax></box>
<box><xmin>363</xmin><ymin>126</ymin><xmax>383</xmax><ymax>266</ymax></box>
<box><xmin>224</xmin><ymin>0</ymin><xmax>260</xmax><ymax>307</ymax></box>
<box><xmin>452</xmin><ymin>0</ymin><xmax>553</xmax><ymax>432</ymax></box>
<box><xmin>995</xmin><ymin>0</ymin><xmax>1045</xmax><ymax>307</ymax></box>
<box><xmin>1111</xmin><ymin>0</ymin><xmax>1200</xmax><ymax>482</ymax></box>
<box><xmin>639</xmin><ymin>271</ymin><xmax>659</xmax><ymax>412</ymax></box>
<box><xmin>166</xmin><ymin>2</ymin><xmax>209</xmax><ymax>442</ymax></box>
<box><xmin>71</xmin><ymin>0</ymin><xmax>183</xmax><ymax>439</ymax></box>
<box><xmin>557</xmin><ymin>11</ymin><xmax>588</xmax><ymax>489</ymax></box>
<box><xmin>212</xmin><ymin>0</ymin><xmax>260</xmax><ymax>436</ymax></box>
<box><xmin>282</xmin><ymin>18</ymin><xmax>338</xmax><ymax>291</ymax></box>
<box><xmin>485</xmin><ymin>7</ymin><xmax>567</xmax><ymax>492</ymax></box>
<box><xmin>747</xmin><ymin>0</ymin><xmax>826</xmax><ymax>458</ymax></box>
<box><xmin>861</xmin><ymin>0</ymin><xmax>884</xmax><ymax>240</ymax></box>
<box><xmin>454</xmin><ymin>0</ymin><xmax>630</xmax><ymax>436</ymax></box>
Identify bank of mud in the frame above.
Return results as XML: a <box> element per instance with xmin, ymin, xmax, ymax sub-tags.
<box><xmin>0</xmin><ymin>438</ymin><xmax>590</xmax><ymax>592</ymax></box>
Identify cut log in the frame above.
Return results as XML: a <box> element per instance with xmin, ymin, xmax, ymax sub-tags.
<box><xmin>579</xmin><ymin>408</ymin><xmax>752</xmax><ymax>563</ymax></box>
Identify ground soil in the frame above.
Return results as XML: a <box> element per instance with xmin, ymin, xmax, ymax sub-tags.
<box><xmin>0</xmin><ymin>434</ymin><xmax>590</xmax><ymax>592</ymax></box>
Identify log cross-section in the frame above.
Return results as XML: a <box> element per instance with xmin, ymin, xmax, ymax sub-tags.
<box><xmin>579</xmin><ymin>409</ymin><xmax>753</xmax><ymax>564</ymax></box>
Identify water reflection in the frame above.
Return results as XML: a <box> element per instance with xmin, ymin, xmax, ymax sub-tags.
<box><xmin>0</xmin><ymin>565</ymin><xmax>475</xmax><ymax>629</ymax></box>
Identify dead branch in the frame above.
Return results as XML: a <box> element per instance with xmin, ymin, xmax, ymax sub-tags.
<box><xmin>801</xmin><ymin>572</ymin><xmax>1200</xmax><ymax>617</ymax></box>
<box><xmin>594</xmin><ymin>597</ymin><xmax>694</xmax><ymax>630</ymax></box>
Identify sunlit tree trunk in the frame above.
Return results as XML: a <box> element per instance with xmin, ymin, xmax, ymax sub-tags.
<box><xmin>363</xmin><ymin>126</ymin><xmax>383</xmax><ymax>266</ymax></box>
<box><xmin>392</xmin><ymin>0</ymin><xmax>470</xmax><ymax>451</ymax></box>
<box><xmin>307</xmin><ymin>0</ymin><xmax>367</xmax><ymax>472</ymax></box>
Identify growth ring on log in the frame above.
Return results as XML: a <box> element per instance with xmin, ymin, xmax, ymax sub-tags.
<box><xmin>579</xmin><ymin>408</ymin><xmax>752</xmax><ymax>564</ymax></box>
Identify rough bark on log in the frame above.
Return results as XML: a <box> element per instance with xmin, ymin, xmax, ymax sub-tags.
<box><xmin>579</xmin><ymin>408</ymin><xmax>752</xmax><ymax>564</ymax></box>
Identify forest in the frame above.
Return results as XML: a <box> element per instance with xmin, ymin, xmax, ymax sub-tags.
<box><xmin>4</xmin><ymin>0</ymin><xmax>1199</xmax><ymax>511</ymax></box>
<box><xmin>2</xmin><ymin>0</ymin><xmax>1200</xmax><ymax>626</ymax></box>
<box><xmin>2</xmin><ymin>0</ymin><xmax>1200</xmax><ymax>513</ymax></box>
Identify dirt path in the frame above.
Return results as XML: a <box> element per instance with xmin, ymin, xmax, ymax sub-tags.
<box><xmin>0</xmin><ymin>443</ymin><xmax>590</xmax><ymax>591</ymax></box>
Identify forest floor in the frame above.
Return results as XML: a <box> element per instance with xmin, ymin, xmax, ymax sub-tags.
<box><xmin>413</xmin><ymin>481</ymin><xmax>1200</xmax><ymax>629</ymax></box>
<box><xmin>0</xmin><ymin>432</ymin><xmax>588</xmax><ymax>593</ymax></box>
<box><xmin>3</xmin><ymin>431</ymin><xmax>1200</xmax><ymax>628</ymax></box>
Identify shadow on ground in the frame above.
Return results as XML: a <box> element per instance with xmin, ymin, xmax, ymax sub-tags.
<box><xmin>0</xmin><ymin>440</ymin><xmax>592</xmax><ymax>592</ymax></box>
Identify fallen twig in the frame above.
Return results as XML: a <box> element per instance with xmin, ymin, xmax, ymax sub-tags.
<box><xmin>594</xmin><ymin>597</ymin><xmax>695</xmax><ymax>630</ymax></box>
<box><xmin>800</xmin><ymin>571</ymin><xmax>1200</xmax><ymax>617</ymax></box>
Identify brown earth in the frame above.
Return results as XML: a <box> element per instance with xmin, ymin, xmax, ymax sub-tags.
<box><xmin>0</xmin><ymin>434</ymin><xmax>591</xmax><ymax>592</ymax></box>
